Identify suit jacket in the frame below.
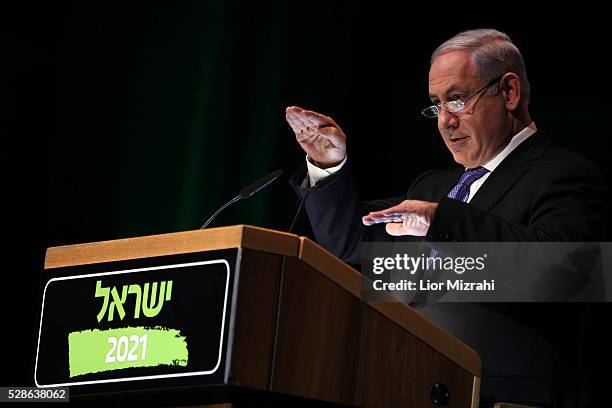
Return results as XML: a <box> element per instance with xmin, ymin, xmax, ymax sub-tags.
<box><xmin>290</xmin><ymin>130</ymin><xmax>609</xmax><ymax>406</ymax></box>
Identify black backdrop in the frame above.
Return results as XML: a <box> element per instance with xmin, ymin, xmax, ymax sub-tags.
<box><xmin>6</xmin><ymin>1</ymin><xmax>612</xmax><ymax>405</ymax></box>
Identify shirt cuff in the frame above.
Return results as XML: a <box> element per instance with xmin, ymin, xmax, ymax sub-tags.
<box><xmin>306</xmin><ymin>155</ymin><xmax>348</xmax><ymax>187</ymax></box>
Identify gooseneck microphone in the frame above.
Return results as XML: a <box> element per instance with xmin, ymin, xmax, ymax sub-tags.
<box><xmin>200</xmin><ymin>169</ymin><xmax>283</xmax><ymax>229</ymax></box>
<box><xmin>288</xmin><ymin>183</ymin><xmax>319</xmax><ymax>233</ymax></box>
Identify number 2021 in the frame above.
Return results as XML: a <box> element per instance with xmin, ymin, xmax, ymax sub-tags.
<box><xmin>106</xmin><ymin>334</ymin><xmax>148</xmax><ymax>363</ymax></box>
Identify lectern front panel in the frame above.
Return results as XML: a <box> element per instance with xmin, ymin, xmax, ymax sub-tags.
<box><xmin>36</xmin><ymin>249</ymin><xmax>240</xmax><ymax>395</ymax></box>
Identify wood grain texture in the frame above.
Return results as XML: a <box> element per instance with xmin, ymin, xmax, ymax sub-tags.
<box><xmin>272</xmin><ymin>256</ymin><xmax>362</xmax><ymax>405</ymax></box>
<box><xmin>354</xmin><ymin>306</ymin><xmax>474</xmax><ymax>408</ymax></box>
<box><xmin>228</xmin><ymin>249</ymin><xmax>282</xmax><ymax>390</ymax></box>
<box><xmin>272</xmin><ymin>256</ymin><xmax>476</xmax><ymax>408</ymax></box>
<box><xmin>45</xmin><ymin>225</ymin><xmax>299</xmax><ymax>269</ymax></box>
<box><xmin>298</xmin><ymin>236</ymin><xmax>481</xmax><ymax>378</ymax></box>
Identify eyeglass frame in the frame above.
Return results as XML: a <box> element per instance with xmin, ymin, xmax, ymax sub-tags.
<box><xmin>421</xmin><ymin>74</ymin><xmax>504</xmax><ymax>118</ymax></box>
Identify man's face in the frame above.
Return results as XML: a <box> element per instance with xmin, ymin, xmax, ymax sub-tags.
<box><xmin>428</xmin><ymin>51</ymin><xmax>510</xmax><ymax>168</ymax></box>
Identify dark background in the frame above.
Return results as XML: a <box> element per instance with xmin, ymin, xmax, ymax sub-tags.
<box><xmin>6</xmin><ymin>1</ymin><xmax>612</xmax><ymax>406</ymax></box>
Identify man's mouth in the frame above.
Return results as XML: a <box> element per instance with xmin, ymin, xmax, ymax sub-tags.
<box><xmin>448</xmin><ymin>135</ymin><xmax>469</xmax><ymax>148</ymax></box>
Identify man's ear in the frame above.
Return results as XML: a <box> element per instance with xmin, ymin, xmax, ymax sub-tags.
<box><xmin>501</xmin><ymin>72</ymin><xmax>521</xmax><ymax>111</ymax></box>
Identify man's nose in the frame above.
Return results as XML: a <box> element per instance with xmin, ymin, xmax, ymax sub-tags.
<box><xmin>437</xmin><ymin>108</ymin><xmax>459</xmax><ymax>130</ymax></box>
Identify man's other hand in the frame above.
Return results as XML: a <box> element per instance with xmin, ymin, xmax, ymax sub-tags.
<box><xmin>285</xmin><ymin>106</ymin><xmax>346</xmax><ymax>168</ymax></box>
<box><xmin>362</xmin><ymin>200</ymin><xmax>438</xmax><ymax>236</ymax></box>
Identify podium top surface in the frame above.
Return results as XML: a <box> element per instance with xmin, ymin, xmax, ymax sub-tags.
<box><xmin>45</xmin><ymin>225</ymin><xmax>299</xmax><ymax>269</ymax></box>
<box><xmin>44</xmin><ymin>225</ymin><xmax>481</xmax><ymax>377</ymax></box>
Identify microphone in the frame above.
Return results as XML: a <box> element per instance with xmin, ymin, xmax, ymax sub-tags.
<box><xmin>288</xmin><ymin>163</ymin><xmax>343</xmax><ymax>233</ymax></box>
<box><xmin>200</xmin><ymin>169</ymin><xmax>282</xmax><ymax>229</ymax></box>
<box><xmin>288</xmin><ymin>183</ymin><xmax>319</xmax><ymax>233</ymax></box>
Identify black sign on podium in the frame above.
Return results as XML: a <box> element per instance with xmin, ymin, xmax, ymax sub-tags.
<box><xmin>35</xmin><ymin>249</ymin><xmax>239</xmax><ymax>393</ymax></box>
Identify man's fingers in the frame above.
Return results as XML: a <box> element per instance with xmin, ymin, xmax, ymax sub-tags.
<box><xmin>301</xmin><ymin>110</ymin><xmax>335</xmax><ymax>127</ymax></box>
<box><xmin>381</xmin><ymin>204</ymin><xmax>411</xmax><ymax>216</ymax></box>
<box><xmin>362</xmin><ymin>200</ymin><xmax>436</xmax><ymax>236</ymax></box>
<box><xmin>364</xmin><ymin>211</ymin><xmax>385</xmax><ymax>221</ymax></box>
<box><xmin>287</xmin><ymin>112</ymin><xmax>327</xmax><ymax>140</ymax></box>
<box><xmin>363</xmin><ymin>215</ymin><xmax>382</xmax><ymax>225</ymax></box>
<box><xmin>286</xmin><ymin>106</ymin><xmax>331</xmax><ymax>129</ymax></box>
<box><xmin>363</xmin><ymin>214</ymin><xmax>403</xmax><ymax>225</ymax></box>
<box><xmin>287</xmin><ymin>116</ymin><xmax>345</xmax><ymax>146</ymax></box>
<box><xmin>286</xmin><ymin>113</ymin><xmax>314</xmax><ymax>141</ymax></box>
<box><xmin>286</xmin><ymin>117</ymin><xmax>302</xmax><ymax>135</ymax></box>
<box><xmin>367</xmin><ymin>209</ymin><xmax>404</xmax><ymax>220</ymax></box>
<box><xmin>381</xmin><ymin>212</ymin><xmax>404</xmax><ymax>217</ymax></box>
<box><xmin>302</xmin><ymin>115</ymin><xmax>327</xmax><ymax>129</ymax></box>
<box><xmin>286</xmin><ymin>106</ymin><xmax>304</xmax><ymax>114</ymax></box>
<box><xmin>290</xmin><ymin>108</ymin><xmax>339</xmax><ymax>131</ymax></box>
<box><xmin>378</xmin><ymin>201</ymin><xmax>426</xmax><ymax>216</ymax></box>
<box><xmin>287</xmin><ymin>112</ymin><xmax>309</xmax><ymax>130</ymax></box>
<box><xmin>362</xmin><ymin>217</ymin><xmax>373</xmax><ymax>226</ymax></box>
<box><xmin>285</xmin><ymin>112</ymin><xmax>301</xmax><ymax>129</ymax></box>
<box><xmin>285</xmin><ymin>107</ymin><xmax>346</xmax><ymax>146</ymax></box>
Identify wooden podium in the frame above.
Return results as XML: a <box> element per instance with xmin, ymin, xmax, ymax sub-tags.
<box><xmin>41</xmin><ymin>225</ymin><xmax>481</xmax><ymax>407</ymax></box>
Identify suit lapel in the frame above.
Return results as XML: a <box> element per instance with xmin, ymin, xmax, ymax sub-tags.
<box><xmin>469</xmin><ymin>131</ymin><xmax>550</xmax><ymax>211</ymax></box>
<box><xmin>469</xmin><ymin>164</ymin><xmax>529</xmax><ymax>211</ymax></box>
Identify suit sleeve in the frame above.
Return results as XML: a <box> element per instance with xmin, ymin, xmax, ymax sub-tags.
<box><xmin>289</xmin><ymin>161</ymin><xmax>408</xmax><ymax>264</ymax></box>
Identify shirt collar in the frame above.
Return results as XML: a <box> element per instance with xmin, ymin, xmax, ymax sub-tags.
<box><xmin>481</xmin><ymin>122</ymin><xmax>537</xmax><ymax>172</ymax></box>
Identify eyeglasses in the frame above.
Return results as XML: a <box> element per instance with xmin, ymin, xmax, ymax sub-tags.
<box><xmin>421</xmin><ymin>75</ymin><xmax>503</xmax><ymax>118</ymax></box>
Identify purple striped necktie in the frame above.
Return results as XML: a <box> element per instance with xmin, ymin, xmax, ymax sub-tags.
<box><xmin>427</xmin><ymin>166</ymin><xmax>489</xmax><ymax>261</ymax></box>
<box><xmin>447</xmin><ymin>166</ymin><xmax>489</xmax><ymax>202</ymax></box>
<box><xmin>412</xmin><ymin>166</ymin><xmax>491</xmax><ymax>306</ymax></box>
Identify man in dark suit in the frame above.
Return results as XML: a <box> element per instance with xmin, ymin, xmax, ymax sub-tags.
<box><xmin>286</xmin><ymin>29</ymin><xmax>608</xmax><ymax>407</ymax></box>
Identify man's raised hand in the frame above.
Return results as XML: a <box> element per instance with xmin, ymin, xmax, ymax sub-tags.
<box><xmin>285</xmin><ymin>106</ymin><xmax>347</xmax><ymax>168</ymax></box>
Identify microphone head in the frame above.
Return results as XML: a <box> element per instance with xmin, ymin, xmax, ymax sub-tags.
<box><xmin>239</xmin><ymin>169</ymin><xmax>283</xmax><ymax>200</ymax></box>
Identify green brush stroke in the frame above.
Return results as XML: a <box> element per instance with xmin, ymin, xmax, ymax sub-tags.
<box><xmin>68</xmin><ymin>326</ymin><xmax>188</xmax><ymax>377</ymax></box>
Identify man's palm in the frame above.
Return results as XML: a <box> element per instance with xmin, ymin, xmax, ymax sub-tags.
<box><xmin>285</xmin><ymin>106</ymin><xmax>346</xmax><ymax>168</ymax></box>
